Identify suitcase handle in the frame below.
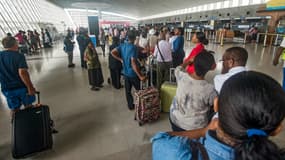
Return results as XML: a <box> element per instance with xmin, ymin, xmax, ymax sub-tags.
<box><xmin>35</xmin><ymin>91</ymin><xmax>40</xmax><ymax>105</ymax></box>
<box><xmin>140</xmin><ymin>62</ymin><xmax>154</xmax><ymax>90</ymax></box>
<box><xmin>169</xmin><ymin>68</ymin><xmax>176</xmax><ymax>83</ymax></box>
<box><xmin>25</xmin><ymin>91</ymin><xmax>41</xmax><ymax>107</ymax></box>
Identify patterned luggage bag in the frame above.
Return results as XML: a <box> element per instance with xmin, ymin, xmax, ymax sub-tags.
<box><xmin>134</xmin><ymin>62</ymin><xmax>160</xmax><ymax>126</ymax></box>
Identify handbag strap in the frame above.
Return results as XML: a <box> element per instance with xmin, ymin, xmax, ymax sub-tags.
<box><xmin>190</xmin><ymin>140</ymin><xmax>210</xmax><ymax>160</ymax></box>
<box><xmin>156</xmin><ymin>41</ymin><xmax>166</xmax><ymax>63</ymax></box>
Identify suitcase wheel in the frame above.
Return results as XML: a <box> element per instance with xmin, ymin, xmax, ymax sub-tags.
<box><xmin>139</xmin><ymin>122</ymin><xmax>144</xmax><ymax>126</ymax></box>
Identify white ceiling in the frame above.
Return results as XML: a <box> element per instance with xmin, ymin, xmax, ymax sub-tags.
<box><xmin>49</xmin><ymin>0</ymin><xmax>222</xmax><ymax>19</ymax></box>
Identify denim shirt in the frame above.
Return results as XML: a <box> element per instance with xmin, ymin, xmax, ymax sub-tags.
<box><xmin>151</xmin><ymin>131</ymin><xmax>235</xmax><ymax>160</ymax></box>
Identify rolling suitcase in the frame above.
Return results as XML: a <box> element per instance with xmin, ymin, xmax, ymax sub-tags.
<box><xmin>160</xmin><ymin>68</ymin><xmax>177</xmax><ymax>112</ymax></box>
<box><xmin>12</xmin><ymin>92</ymin><xmax>53</xmax><ymax>159</ymax></box>
<box><xmin>134</xmin><ymin>64</ymin><xmax>160</xmax><ymax>126</ymax></box>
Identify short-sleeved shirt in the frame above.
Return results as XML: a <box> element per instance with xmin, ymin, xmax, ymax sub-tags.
<box><xmin>116</xmin><ymin>43</ymin><xmax>138</xmax><ymax>78</ymax></box>
<box><xmin>0</xmin><ymin>50</ymin><xmax>28</xmax><ymax>91</ymax></box>
<box><xmin>170</xmin><ymin>66</ymin><xmax>217</xmax><ymax>130</ymax></box>
<box><xmin>184</xmin><ymin>43</ymin><xmax>205</xmax><ymax>74</ymax></box>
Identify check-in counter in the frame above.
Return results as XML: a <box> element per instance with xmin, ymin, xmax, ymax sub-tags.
<box><xmin>256</xmin><ymin>33</ymin><xmax>285</xmax><ymax>47</ymax></box>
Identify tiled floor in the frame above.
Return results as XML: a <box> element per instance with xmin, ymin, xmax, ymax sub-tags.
<box><xmin>0</xmin><ymin>41</ymin><xmax>284</xmax><ymax>160</ymax></box>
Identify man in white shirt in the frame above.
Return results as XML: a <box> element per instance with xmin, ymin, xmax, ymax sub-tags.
<box><xmin>153</xmin><ymin>31</ymin><xmax>173</xmax><ymax>89</ymax></box>
<box><xmin>214</xmin><ymin>47</ymin><xmax>248</xmax><ymax>93</ymax></box>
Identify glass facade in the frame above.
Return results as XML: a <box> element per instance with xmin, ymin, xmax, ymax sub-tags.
<box><xmin>65</xmin><ymin>9</ymin><xmax>135</xmax><ymax>28</ymax></box>
<box><xmin>0</xmin><ymin>0</ymin><xmax>73</xmax><ymax>39</ymax></box>
<box><xmin>140</xmin><ymin>0</ymin><xmax>268</xmax><ymax>20</ymax></box>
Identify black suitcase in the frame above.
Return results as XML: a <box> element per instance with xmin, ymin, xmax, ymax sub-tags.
<box><xmin>12</xmin><ymin>92</ymin><xmax>53</xmax><ymax>159</ymax></box>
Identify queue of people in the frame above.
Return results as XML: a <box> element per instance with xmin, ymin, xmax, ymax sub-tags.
<box><xmin>1</xmin><ymin>25</ymin><xmax>285</xmax><ymax>160</ymax></box>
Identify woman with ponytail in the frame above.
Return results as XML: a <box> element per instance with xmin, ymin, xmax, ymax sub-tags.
<box><xmin>182</xmin><ymin>32</ymin><xmax>209</xmax><ymax>75</ymax></box>
<box><xmin>152</xmin><ymin>71</ymin><xmax>285</xmax><ymax>160</ymax></box>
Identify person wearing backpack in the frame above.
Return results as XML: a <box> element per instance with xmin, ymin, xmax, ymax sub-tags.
<box><xmin>63</xmin><ymin>34</ymin><xmax>75</xmax><ymax>68</ymax></box>
<box><xmin>152</xmin><ymin>71</ymin><xmax>285</xmax><ymax>160</ymax></box>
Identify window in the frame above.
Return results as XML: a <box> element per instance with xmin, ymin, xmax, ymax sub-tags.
<box><xmin>251</xmin><ymin>0</ymin><xmax>262</xmax><ymax>4</ymax></box>
<box><xmin>216</xmin><ymin>2</ymin><xmax>222</xmax><ymax>9</ymax></box>
<box><xmin>187</xmin><ymin>8</ymin><xmax>192</xmax><ymax>13</ymax></box>
<box><xmin>224</xmin><ymin>1</ymin><xmax>230</xmax><ymax>8</ymax></box>
<box><xmin>232</xmin><ymin>0</ymin><xmax>239</xmax><ymax>7</ymax></box>
<box><xmin>241</xmin><ymin>0</ymin><xmax>250</xmax><ymax>6</ymax></box>
<box><xmin>198</xmin><ymin>6</ymin><xmax>202</xmax><ymax>12</ymax></box>
<box><xmin>209</xmin><ymin>3</ymin><xmax>214</xmax><ymax>10</ymax></box>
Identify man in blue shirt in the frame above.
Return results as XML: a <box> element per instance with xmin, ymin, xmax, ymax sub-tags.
<box><xmin>172</xmin><ymin>27</ymin><xmax>185</xmax><ymax>68</ymax></box>
<box><xmin>111</xmin><ymin>30</ymin><xmax>146</xmax><ymax>110</ymax></box>
<box><xmin>0</xmin><ymin>36</ymin><xmax>36</xmax><ymax>115</ymax></box>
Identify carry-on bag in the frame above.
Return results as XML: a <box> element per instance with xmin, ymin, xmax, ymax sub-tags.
<box><xmin>134</xmin><ymin>64</ymin><xmax>160</xmax><ymax>126</ymax></box>
<box><xmin>160</xmin><ymin>68</ymin><xmax>177</xmax><ymax>112</ymax></box>
<box><xmin>12</xmin><ymin>92</ymin><xmax>53</xmax><ymax>159</ymax></box>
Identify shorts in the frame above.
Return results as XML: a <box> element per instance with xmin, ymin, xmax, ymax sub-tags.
<box><xmin>2</xmin><ymin>88</ymin><xmax>35</xmax><ymax>110</ymax></box>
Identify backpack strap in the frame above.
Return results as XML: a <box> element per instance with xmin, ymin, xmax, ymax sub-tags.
<box><xmin>190</xmin><ymin>140</ymin><xmax>210</xmax><ymax>160</ymax></box>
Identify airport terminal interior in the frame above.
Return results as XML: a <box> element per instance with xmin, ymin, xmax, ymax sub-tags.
<box><xmin>0</xmin><ymin>0</ymin><xmax>285</xmax><ymax>160</ymax></box>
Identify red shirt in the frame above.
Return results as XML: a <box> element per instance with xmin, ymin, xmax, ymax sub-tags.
<box><xmin>184</xmin><ymin>43</ymin><xmax>205</xmax><ymax>74</ymax></box>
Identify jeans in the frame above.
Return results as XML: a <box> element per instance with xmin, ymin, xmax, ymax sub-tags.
<box><xmin>124</xmin><ymin>76</ymin><xmax>140</xmax><ymax>109</ymax></box>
